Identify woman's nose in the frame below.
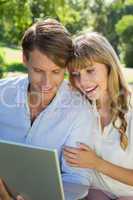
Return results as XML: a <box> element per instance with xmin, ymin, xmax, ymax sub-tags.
<box><xmin>80</xmin><ymin>72</ymin><xmax>90</xmax><ymax>88</ymax></box>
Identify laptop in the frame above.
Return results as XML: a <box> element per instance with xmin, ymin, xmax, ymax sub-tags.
<box><xmin>0</xmin><ymin>140</ymin><xmax>65</xmax><ymax>200</ymax></box>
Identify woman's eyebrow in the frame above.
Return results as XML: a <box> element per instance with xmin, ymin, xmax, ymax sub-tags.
<box><xmin>86</xmin><ymin>66</ymin><xmax>95</xmax><ymax>70</ymax></box>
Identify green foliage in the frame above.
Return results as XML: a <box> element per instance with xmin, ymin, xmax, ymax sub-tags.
<box><xmin>56</xmin><ymin>4</ymin><xmax>80</xmax><ymax>26</ymax></box>
<box><xmin>0</xmin><ymin>0</ymin><xmax>133</xmax><ymax>68</ymax></box>
<box><xmin>125</xmin><ymin>0</ymin><xmax>133</xmax><ymax>5</ymax></box>
<box><xmin>4</xmin><ymin>63</ymin><xmax>27</xmax><ymax>73</ymax></box>
<box><xmin>0</xmin><ymin>48</ymin><xmax>5</xmax><ymax>77</ymax></box>
<box><xmin>116</xmin><ymin>15</ymin><xmax>133</xmax><ymax>42</ymax></box>
<box><xmin>0</xmin><ymin>0</ymin><xmax>32</xmax><ymax>44</ymax></box>
<box><xmin>29</xmin><ymin>0</ymin><xmax>56</xmax><ymax>21</ymax></box>
<box><xmin>0</xmin><ymin>49</ymin><xmax>5</xmax><ymax>66</ymax></box>
<box><xmin>124</xmin><ymin>44</ymin><xmax>133</xmax><ymax>68</ymax></box>
<box><xmin>116</xmin><ymin>15</ymin><xmax>133</xmax><ymax>67</ymax></box>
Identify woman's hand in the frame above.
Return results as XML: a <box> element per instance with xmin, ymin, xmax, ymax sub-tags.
<box><xmin>64</xmin><ymin>144</ymin><xmax>133</xmax><ymax>186</ymax></box>
<box><xmin>63</xmin><ymin>143</ymin><xmax>101</xmax><ymax>169</ymax></box>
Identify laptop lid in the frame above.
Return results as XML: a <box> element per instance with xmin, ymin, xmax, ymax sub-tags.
<box><xmin>0</xmin><ymin>140</ymin><xmax>65</xmax><ymax>200</ymax></box>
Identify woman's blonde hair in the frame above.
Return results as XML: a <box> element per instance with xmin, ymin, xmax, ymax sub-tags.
<box><xmin>68</xmin><ymin>32</ymin><xmax>132</xmax><ymax>150</ymax></box>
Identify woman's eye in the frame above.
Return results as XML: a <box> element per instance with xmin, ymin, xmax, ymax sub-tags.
<box><xmin>87</xmin><ymin>69</ymin><xmax>95</xmax><ymax>74</ymax></box>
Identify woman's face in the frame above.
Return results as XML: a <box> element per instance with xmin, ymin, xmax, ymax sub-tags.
<box><xmin>70</xmin><ymin>61</ymin><xmax>109</xmax><ymax>101</ymax></box>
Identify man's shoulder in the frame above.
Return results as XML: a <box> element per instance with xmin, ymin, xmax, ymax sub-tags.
<box><xmin>0</xmin><ymin>76</ymin><xmax>28</xmax><ymax>101</ymax></box>
<box><xmin>59</xmin><ymin>80</ymin><xmax>92</xmax><ymax>113</ymax></box>
<box><xmin>0</xmin><ymin>76</ymin><xmax>28</xmax><ymax>88</ymax></box>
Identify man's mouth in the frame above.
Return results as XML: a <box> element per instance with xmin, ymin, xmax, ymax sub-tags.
<box><xmin>41</xmin><ymin>87</ymin><xmax>53</xmax><ymax>93</ymax></box>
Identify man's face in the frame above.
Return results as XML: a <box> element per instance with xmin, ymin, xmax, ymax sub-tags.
<box><xmin>23</xmin><ymin>49</ymin><xmax>66</xmax><ymax>105</ymax></box>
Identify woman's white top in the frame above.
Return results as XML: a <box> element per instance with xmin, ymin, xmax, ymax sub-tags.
<box><xmin>90</xmin><ymin>102</ymin><xmax>133</xmax><ymax>198</ymax></box>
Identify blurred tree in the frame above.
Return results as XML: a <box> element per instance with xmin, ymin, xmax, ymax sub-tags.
<box><xmin>85</xmin><ymin>0</ymin><xmax>123</xmax><ymax>54</ymax></box>
<box><xmin>0</xmin><ymin>0</ymin><xmax>132</xmax><ymax>69</ymax></box>
<box><xmin>54</xmin><ymin>0</ymin><xmax>85</xmax><ymax>34</ymax></box>
<box><xmin>55</xmin><ymin>0</ymin><xmax>80</xmax><ymax>26</ymax></box>
<box><xmin>116</xmin><ymin>15</ymin><xmax>133</xmax><ymax>67</ymax></box>
<box><xmin>87</xmin><ymin>0</ymin><xmax>133</xmax><ymax>58</ymax></box>
<box><xmin>0</xmin><ymin>0</ymin><xmax>32</xmax><ymax>44</ymax></box>
<box><xmin>29</xmin><ymin>0</ymin><xmax>56</xmax><ymax>22</ymax></box>
<box><xmin>0</xmin><ymin>49</ymin><xmax>5</xmax><ymax>78</ymax></box>
<box><xmin>106</xmin><ymin>0</ymin><xmax>133</xmax><ymax>51</ymax></box>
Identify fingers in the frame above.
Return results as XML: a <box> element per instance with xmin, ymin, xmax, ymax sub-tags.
<box><xmin>64</xmin><ymin>147</ymin><xmax>79</xmax><ymax>154</ymax></box>
<box><xmin>16</xmin><ymin>195</ymin><xmax>25</xmax><ymax>200</ymax></box>
<box><xmin>0</xmin><ymin>179</ymin><xmax>24</xmax><ymax>200</ymax></box>
<box><xmin>63</xmin><ymin>150</ymin><xmax>77</xmax><ymax>159</ymax></box>
<box><xmin>63</xmin><ymin>147</ymin><xmax>80</xmax><ymax>167</ymax></box>
<box><xmin>63</xmin><ymin>145</ymin><xmax>91</xmax><ymax>168</ymax></box>
<box><xmin>63</xmin><ymin>147</ymin><xmax>79</xmax><ymax>164</ymax></box>
<box><xmin>78</xmin><ymin>143</ymin><xmax>91</xmax><ymax>151</ymax></box>
<box><xmin>64</xmin><ymin>144</ymin><xmax>91</xmax><ymax>153</ymax></box>
<box><xmin>66</xmin><ymin>163</ymin><xmax>79</xmax><ymax>167</ymax></box>
<box><xmin>0</xmin><ymin>179</ymin><xmax>11</xmax><ymax>200</ymax></box>
<box><xmin>64</xmin><ymin>156</ymin><xmax>79</xmax><ymax>168</ymax></box>
<box><xmin>64</xmin><ymin>156</ymin><xmax>78</xmax><ymax>164</ymax></box>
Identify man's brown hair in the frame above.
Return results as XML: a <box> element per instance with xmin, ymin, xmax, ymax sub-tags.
<box><xmin>22</xmin><ymin>18</ymin><xmax>73</xmax><ymax>68</ymax></box>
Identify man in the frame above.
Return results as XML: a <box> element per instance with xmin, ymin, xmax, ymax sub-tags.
<box><xmin>0</xmin><ymin>19</ymin><xmax>93</xmax><ymax>200</ymax></box>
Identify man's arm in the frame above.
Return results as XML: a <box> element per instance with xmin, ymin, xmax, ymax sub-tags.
<box><xmin>61</xmin><ymin>106</ymin><xmax>94</xmax><ymax>200</ymax></box>
<box><xmin>63</xmin><ymin>182</ymin><xmax>88</xmax><ymax>200</ymax></box>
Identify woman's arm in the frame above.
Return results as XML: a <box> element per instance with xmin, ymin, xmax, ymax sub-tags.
<box><xmin>96</xmin><ymin>156</ymin><xmax>133</xmax><ymax>186</ymax></box>
<box><xmin>64</xmin><ymin>143</ymin><xmax>133</xmax><ymax>186</ymax></box>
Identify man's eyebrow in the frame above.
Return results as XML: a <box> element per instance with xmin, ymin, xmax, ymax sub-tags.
<box><xmin>31</xmin><ymin>65</ymin><xmax>62</xmax><ymax>71</ymax></box>
<box><xmin>32</xmin><ymin>66</ymin><xmax>43</xmax><ymax>70</ymax></box>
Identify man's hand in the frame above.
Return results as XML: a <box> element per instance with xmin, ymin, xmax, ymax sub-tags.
<box><xmin>0</xmin><ymin>179</ymin><xmax>12</xmax><ymax>200</ymax></box>
<box><xmin>0</xmin><ymin>179</ymin><xmax>24</xmax><ymax>200</ymax></box>
<box><xmin>16</xmin><ymin>196</ymin><xmax>25</xmax><ymax>200</ymax></box>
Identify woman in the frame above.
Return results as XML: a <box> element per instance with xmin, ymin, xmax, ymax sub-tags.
<box><xmin>64</xmin><ymin>32</ymin><xmax>133</xmax><ymax>200</ymax></box>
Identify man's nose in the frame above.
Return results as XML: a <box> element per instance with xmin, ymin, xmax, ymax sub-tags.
<box><xmin>42</xmin><ymin>74</ymin><xmax>52</xmax><ymax>88</ymax></box>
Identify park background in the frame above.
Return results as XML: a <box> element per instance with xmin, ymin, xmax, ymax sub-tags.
<box><xmin>0</xmin><ymin>0</ymin><xmax>133</xmax><ymax>85</ymax></box>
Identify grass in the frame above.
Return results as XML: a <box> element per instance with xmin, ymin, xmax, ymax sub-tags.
<box><xmin>0</xmin><ymin>42</ymin><xmax>22</xmax><ymax>63</ymax></box>
<box><xmin>0</xmin><ymin>45</ymin><xmax>27</xmax><ymax>77</ymax></box>
<box><xmin>122</xmin><ymin>68</ymin><xmax>133</xmax><ymax>84</ymax></box>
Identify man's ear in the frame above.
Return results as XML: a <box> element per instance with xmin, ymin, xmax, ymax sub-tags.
<box><xmin>22</xmin><ymin>52</ymin><xmax>28</xmax><ymax>66</ymax></box>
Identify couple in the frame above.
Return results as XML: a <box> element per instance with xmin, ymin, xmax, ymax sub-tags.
<box><xmin>0</xmin><ymin>18</ymin><xmax>133</xmax><ymax>200</ymax></box>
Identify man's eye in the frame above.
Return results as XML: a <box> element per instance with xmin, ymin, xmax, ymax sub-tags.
<box><xmin>53</xmin><ymin>70</ymin><xmax>60</xmax><ymax>74</ymax></box>
<box><xmin>34</xmin><ymin>68</ymin><xmax>41</xmax><ymax>73</ymax></box>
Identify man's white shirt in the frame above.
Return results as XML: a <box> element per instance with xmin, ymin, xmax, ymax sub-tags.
<box><xmin>0</xmin><ymin>76</ymin><xmax>94</xmax><ymax>200</ymax></box>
